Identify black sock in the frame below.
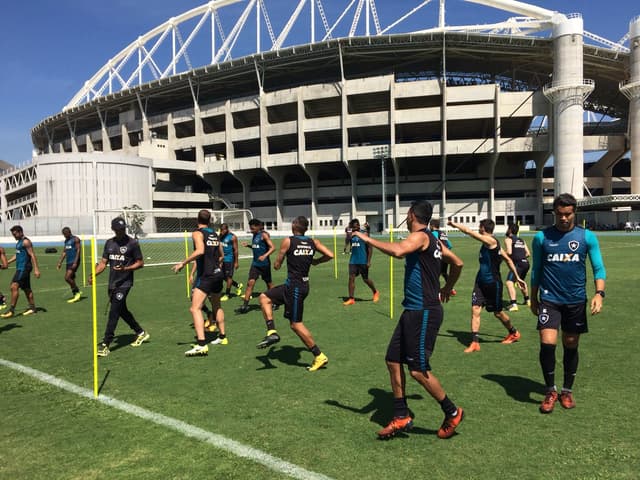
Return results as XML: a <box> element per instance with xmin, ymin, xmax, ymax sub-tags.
<box><xmin>540</xmin><ymin>343</ymin><xmax>557</xmax><ymax>389</ymax></box>
<box><xmin>393</xmin><ymin>397</ymin><xmax>409</xmax><ymax>418</ymax></box>
<box><xmin>439</xmin><ymin>395</ymin><xmax>457</xmax><ymax>417</ymax></box>
<box><xmin>72</xmin><ymin>288</ymin><xmax>79</xmax><ymax>294</ymax></box>
<box><xmin>509</xmin><ymin>326</ymin><xmax>517</xmax><ymax>334</ymax></box>
<box><xmin>310</xmin><ymin>345</ymin><xmax>321</xmax><ymax>356</ymax></box>
<box><xmin>219</xmin><ymin>334</ymin><xmax>226</xmax><ymax>339</ymax></box>
<box><xmin>197</xmin><ymin>338</ymin><xmax>207</xmax><ymax>347</ymax></box>
<box><xmin>225</xmin><ymin>288</ymin><xmax>231</xmax><ymax>295</ymax></box>
<box><xmin>563</xmin><ymin>346</ymin><xmax>579</xmax><ymax>391</ymax></box>
<box><xmin>471</xmin><ymin>332</ymin><xmax>480</xmax><ymax>343</ymax></box>
<box><xmin>243</xmin><ymin>299</ymin><xmax>249</xmax><ymax>306</ymax></box>
<box><xmin>232</xmin><ymin>280</ymin><xmax>239</xmax><ymax>288</ymax></box>
<box><xmin>510</xmin><ymin>299</ymin><xmax>517</xmax><ymax>305</ymax></box>
<box><xmin>524</xmin><ymin>295</ymin><xmax>530</xmax><ymax>302</ymax></box>
<box><xmin>266</xmin><ymin>319</ymin><xmax>275</xmax><ymax>331</ymax></box>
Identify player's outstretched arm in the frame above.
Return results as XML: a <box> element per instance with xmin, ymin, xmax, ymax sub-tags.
<box><xmin>312</xmin><ymin>239</ymin><xmax>334</xmax><ymax>265</ymax></box>
<box><xmin>352</xmin><ymin>230</ymin><xmax>424</xmax><ymax>259</ymax></box>
<box><xmin>273</xmin><ymin>237</ymin><xmax>289</xmax><ymax>270</ymax></box>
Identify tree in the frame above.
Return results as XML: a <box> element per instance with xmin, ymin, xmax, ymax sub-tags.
<box><xmin>123</xmin><ymin>204</ymin><xmax>146</xmax><ymax>239</ymax></box>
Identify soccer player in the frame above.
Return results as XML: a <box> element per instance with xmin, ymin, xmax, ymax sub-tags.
<box><xmin>256</xmin><ymin>216</ymin><xmax>334</xmax><ymax>371</ymax></box>
<box><xmin>353</xmin><ymin>200</ymin><xmax>465</xmax><ymax>439</ymax></box>
<box><xmin>530</xmin><ymin>193</ymin><xmax>606</xmax><ymax>413</ymax></box>
<box><xmin>504</xmin><ymin>223</ymin><xmax>531</xmax><ymax>311</ymax></box>
<box><xmin>343</xmin><ymin>219</ymin><xmax>380</xmax><ymax>305</ymax></box>
<box><xmin>237</xmin><ymin>219</ymin><xmax>275</xmax><ymax>314</ymax></box>
<box><xmin>174</xmin><ymin>209</ymin><xmax>226</xmax><ymax>356</ymax></box>
<box><xmin>90</xmin><ymin>217</ymin><xmax>149</xmax><ymax>357</ymax></box>
<box><xmin>429</xmin><ymin>218</ymin><xmax>456</xmax><ymax>296</ymax></box>
<box><xmin>448</xmin><ymin>219</ymin><xmax>525</xmax><ymax>353</ymax></box>
<box><xmin>57</xmin><ymin>227</ymin><xmax>82</xmax><ymax>303</ymax></box>
<box><xmin>219</xmin><ymin>223</ymin><xmax>243</xmax><ymax>301</ymax></box>
<box><xmin>0</xmin><ymin>247</ymin><xmax>8</xmax><ymax>308</ymax></box>
<box><xmin>1</xmin><ymin>225</ymin><xmax>40</xmax><ymax>318</ymax></box>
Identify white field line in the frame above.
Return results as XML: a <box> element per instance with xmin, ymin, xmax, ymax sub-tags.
<box><xmin>0</xmin><ymin>358</ymin><xmax>334</xmax><ymax>480</ymax></box>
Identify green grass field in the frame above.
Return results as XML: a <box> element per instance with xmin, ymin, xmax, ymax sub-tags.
<box><xmin>1</xmin><ymin>233</ymin><xmax>639</xmax><ymax>479</ymax></box>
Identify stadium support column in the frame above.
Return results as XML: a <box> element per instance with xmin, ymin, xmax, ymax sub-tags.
<box><xmin>267</xmin><ymin>169</ymin><xmax>284</xmax><ymax>231</ymax></box>
<box><xmin>543</xmin><ymin>14</ymin><xmax>593</xmax><ymax>199</ymax></box>
<box><xmin>346</xmin><ymin>163</ymin><xmax>358</xmax><ymax>220</ymax></box>
<box><xmin>302</xmin><ymin>165</ymin><xmax>319</xmax><ymax>230</ymax></box>
<box><xmin>620</xmin><ymin>16</ymin><xmax>640</xmax><ymax>195</ymax></box>
<box><xmin>489</xmin><ymin>84</ymin><xmax>501</xmax><ymax>220</ymax></box>
<box><xmin>233</xmin><ymin>172</ymin><xmax>252</xmax><ymax>213</ymax></box>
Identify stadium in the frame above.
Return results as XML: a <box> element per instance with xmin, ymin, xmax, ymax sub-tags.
<box><xmin>3</xmin><ymin>0</ymin><xmax>640</xmax><ymax>236</ymax></box>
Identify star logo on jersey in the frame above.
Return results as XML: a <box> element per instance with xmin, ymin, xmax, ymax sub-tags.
<box><xmin>568</xmin><ymin>240</ymin><xmax>579</xmax><ymax>252</ymax></box>
<box><xmin>120</xmin><ymin>247</ymin><xmax>128</xmax><ymax>254</ymax></box>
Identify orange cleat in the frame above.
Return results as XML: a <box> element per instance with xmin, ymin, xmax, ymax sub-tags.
<box><xmin>372</xmin><ymin>291</ymin><xmax>380</xmax><ymax>303</ymax></box>
<box><xmin>501</xmin><ymin>330</ymin><xmax>521</xmax><ymax>344</ymax></box>
<box><xmin>463</xmin><ymin>341</ymin><xmax>480</xmax><ymax>353</ymax></box>
<box><xmin>450</xmin><ymin>289</ymin><xmax>457</xmax><ymax>296</ymax></box>
<box><xmin>559</xmin><ymin>391</ymin><xmax>576</xmax><ymax>409</ymax></box>
<box><xmin>343</xmin><ymin>298</ymin><xmax>356</xmax><ymax>306</ymax></box>
<box><xmin>540</xmin><ymin>390</ymin><xmax>558</xmax><ymax>413</ymax></box>
<box><xmin>377</xmin><ymin>416</ymin><xmax>413</xmax><ymax>439</ymax></box>
<box><xmin>437</xmin><ymin>407</ymin><xmax>464</xmax><ymax>439</ymax></box>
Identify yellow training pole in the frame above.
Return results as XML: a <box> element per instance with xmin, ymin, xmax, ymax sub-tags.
<box><xmin>389</xmin><ymin>226</ymin><xmax>394</xmax><ymax>320</ymax></box>
<box><xmin>81</xmin><ymin>235</ymin><xmax>86</xmax><ymax>287</ymax></box>
<box><xmin>90</xmin><ymin>237</ymin><xmax>98</xmax><ymax>398</ymax></box>
<box><xmin>333</xmin><ymin>227</ymin><xmax>338</xmax><ymax>279</ymax></box>
<box><xmin>184</xmin><ymin>230</ymin><xmax>190</xmax><ymax>298</ymax></box>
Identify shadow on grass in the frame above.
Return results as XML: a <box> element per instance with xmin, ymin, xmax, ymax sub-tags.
<box><xmin>111</xmin><ymin>334</ymin><xmax>137</xmax><ymax>352</ymax></box>
<box><xmin>256</xmin><ymin>345</ymin><xmax>308</xmax><ymax>370</ymax></box>
<box><xmin>441</xmin><ymin>329</ymin><xmax>504</xmax><ymax>347</ymax></box>
<box><xmin>325</xmin><ymin>388</ymin><xmax>431</xmax><ymax>430</ymax></box>
<box><xmin>482</xmin><ymin>374</ymin><xmax>545</xmax><ymax>404</ymax></box>
<box><xmin>99</xmin><ymin>369</ymin><xmax>111</xmax><ymax>395</ymax></box>
<box><xmin>0</xmin><ymin>322</ymin><xmax>22</xmax><ymax>334</ymax></box>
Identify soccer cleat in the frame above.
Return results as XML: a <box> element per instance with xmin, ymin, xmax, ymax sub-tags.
<box><xmin>343</xmin><ymin>298</ymin><xmax>355</xmax><ymax>306</ymax></box>
<box><xmin>540</xmin><ymin>390</ymin><xmax>558</xmax><ymax>413</ymax></box>
<box><xmin>131</xmin><ymin>331</ymin><xmax>150</xmax><ymax>347</ymax></box>
<box><xmin>507</xmin><ymin>303</ymin><xmax>519</xmax><ymax>312</ymax></box>
<box><xmin>1</xmin><ymin>310</ymin><xmax>15</xmax><ymax>318</ymax></box>
<box><xmin>0</xmin><ymin>303</ymin><xmax>7</xmax><ymax>311</ymax></box>
<box><xmin>22</xmin><ymin>308</ymin><xmax>37</xmax><ymax>316</ymax></box>
<box><xmin>257</xmin><ymin>330</ymin><xmax>281</xmax><ymax>349</ymax></box>
<box><xmin>97</xmin><ymin>343</ymin><xmax>110</xmax><ymax>357</ymax></box>
<box><xmin>307</xmin><ymin>353</ymin><xmax>329</xmax><ymax>372</ymax></box>
<box><xmin>235</xmin><ymin>283</ymin><xmax>244</xmax><ymax>297</ymax></box>
<box><xmin>501</xmin><ymin>331</ymin><xmax>521</xmax><ymax>344</ymax></box>
<box><xmin>206</xmin><ymin>323</ymin><xmax>219</xmax><ymax>333</ymax></box>
<box><xmin>67</xmin><ymin>292</ymin><xmax>82</xmax><ymax>304</ymax></box>
<box><xmin>237</xmin><ymin>304</ymin><xmax>250</xmax><ymax>314</ymax></box>
<box><xmin>437</xmin><ymin>408</ymin><xmax>465</xmax><ymax>439</ymax></box>
<box><xmin>210</xmin><ymin>337</ymin><xmax>228</xmax><ymax>345</ymax></box>
<box><xmin>463</xmin><ymin>341</ymin><xmax>480</xmax><ymax>353</ymax></box>
<box><xmin>220</xmin><ymin>294</ymin><xmax>230</xmax><ymax>302</ymax></box>
<box><xmin>525</xmin><ymin>299</ymin><xmax>531</xmax><ymax>307</ymax></box>
<box><xmin>559</xmin><ymin>391</ymin><xmax>576</xmax><ymax>409</ymax></box>
<box><xmin>185</xmin><ymin>344</ymin><xmax>209</xmax><ymax>357</ymax></box>
<box><xmin>450</xmin><ymin>289</ymin><xmax>457</xmax><ymax>296</ymax></box>
<box><xmin>377</xmin><ymin>416</ymin><xmax>414</xmax><ymax>439</ymax></box>
<box><xmin>372</xmin><ymin>291</ymin><xmax>380</xmax><ymax>303</ymax></box>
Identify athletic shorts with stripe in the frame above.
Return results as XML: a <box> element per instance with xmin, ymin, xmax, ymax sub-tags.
<box><xmin>385</xmin><ymin>305</ymin><xmax>443</xmax><ymax>373</ymax></box>
<box><xmin>265</xmin><ymin>283</ymin><xmax>309</xmax><ymax>323</ymax></box>
<box><xmin>472</xmin><ymin>281</ymin><xmax>503</xmax><ymax>312</ymax></box>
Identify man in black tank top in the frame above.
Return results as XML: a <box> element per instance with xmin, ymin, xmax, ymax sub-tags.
<box><xmin>352</xmin><ymin>200</ymin><xmax>466</xmax><ymax>440</ymax></box>
<box><xmin>173</xmin><ymin>210</ymin><xmax>226</xmax><ymax>357</ymax></box>
<box><xmin>504</xmin><ymin>223</ymin><xmax>531</xmax><ymax>311</ymax></box>
<box><xmin>256</xmin><ymin>216</ymin><xmax>334</xmax><ymax>372</ymax></box>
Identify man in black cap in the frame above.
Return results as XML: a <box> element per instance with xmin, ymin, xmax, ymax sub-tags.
<box><xmin>90</xmin><ymin>217</ymin><xmax>149</xmax><ymax>357</ymax></box>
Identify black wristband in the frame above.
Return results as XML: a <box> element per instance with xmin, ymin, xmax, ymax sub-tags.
<box><xmin>596</xmin><ymin>290</ymin><xmax>605</xmax><ymax>298</ymax></box>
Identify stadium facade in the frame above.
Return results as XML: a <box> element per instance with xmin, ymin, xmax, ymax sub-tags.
<box><xmin>3</xmin><ymin>1</ymin><xmax>640</xmax><ymax>235</ymax></box>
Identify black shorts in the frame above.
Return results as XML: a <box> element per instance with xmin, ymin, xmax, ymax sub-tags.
<box><xmin>194</xmin><ymin>274</ymin><xmax>223</xmax><ymax>295</ymax></box>
<box><xmin>265</xmin><ymin>283</ymin><xmax>309</xmax><ymax>323</ymax></box>
<box><xmin>12</xmin><ymin>269</ymin><xmax>32</xmax><ymax>290</ymax></box>
<box><xmin>222</xmin><ymin>262</ymin><xmax>235</xmax><ymax>279</ymax></box>
<box><xmin>66</xmin><ymin>263</ymin><xmax>79</xmax><ymax>277</ymax></box>
<box><xmin>386</xmin><ymin>306</ymin><xmax>443</xmax><ymax>372</ymax></box>
<box><xmin>507</xmin><ymin>262</ymin><xmax>530</xmax><ymax>282</ymax></box>
<box><xmin>349</xmin><ymin>264</ymin><xmax>369</xmax><ymax>279</ymax></box>
<box><xmin>249</xmin><ymin>264</ymin><xmax>272</xmax><ymax>284</ymax></box>
<box><xmin>472</xmin><ymin>281</ymin><xmax>503</xmax><ymax>312</ymax></box>
<box><xmin>536</xmin><ymin>300</ymin><xmax>588</xmax><ymax>334</ymax></box>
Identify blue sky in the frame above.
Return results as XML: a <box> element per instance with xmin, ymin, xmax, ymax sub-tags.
<box><xmin>0</xmin><ymin>0</ymin><xmax>637</xmax><ymax>165</ymax></box>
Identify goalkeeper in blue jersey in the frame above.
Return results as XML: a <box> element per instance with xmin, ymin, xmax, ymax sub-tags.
<box><xmin>530</xmin><ymin>193</ymin><xmax>606</xmax><ymax>414</ymax></box>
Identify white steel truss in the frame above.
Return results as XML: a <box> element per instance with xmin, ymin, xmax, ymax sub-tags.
<box><xmin>3</xmin><ymin>165</ymin><xmax>37</xmax><ymax>193</ymax></box>
<box><xmin>64</xmin><ymin>0</ymin><xmax>632</xmax><ymax>111</ymax></box>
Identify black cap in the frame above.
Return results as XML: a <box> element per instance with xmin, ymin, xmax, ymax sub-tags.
<box><xmin>111</xmin><ymin>217</ymin><xmax>127</xmax><ymax>230</ymax></box>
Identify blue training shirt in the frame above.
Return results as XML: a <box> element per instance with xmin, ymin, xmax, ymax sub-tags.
<box><xmin>220</xmin><ymin>232</ymin><xmax>235</xmax><ymax>262</ymax></box>
<box><xmin>403</xmin><ymin>229</ymin><xmax>442</xmax><ymax>309</ymax></box>
<box><xmin>531</xmin><ymin>226</ymin><xmax>606</xmax><ymax>304</ymax></box>
<box><xmin>251</xmin><ymin>231</ymin><xmax>270</xmax><ymax>267</ymax></box>
<box><xmin>64</xmin><ymin>235</ymin><xmax>80</xmax><ymax>267</ymax></box>
<box><xmin>349</xmin><ymin>229</ymin><xmax>370</xmax><ymax>265</ymax></box>
<box><xmin>16</xmin><ymin>237</ymin><xmax>32</xmax><ymax>271</ymax></box>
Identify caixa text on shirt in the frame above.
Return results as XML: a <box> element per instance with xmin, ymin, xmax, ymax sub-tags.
<box><xmin>109</xmin><ymin>253</ymin><xmax>126</xmax><ymax>262</ymax></box>
<box><xmin>546</xmin><ymin>253</ymin><xmax>580</xmax><ymax>262</ymax></box>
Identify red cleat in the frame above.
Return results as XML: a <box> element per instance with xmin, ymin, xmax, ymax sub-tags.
<box><xmin>540</xmin><ymin>390</ymin><xmax>558</xmax><ymax>413</ymax></box>
<box><xmin>501</xmin><ymin>330</ymin><xmax>521</xmax><ymax>344</ymax></box>
<box><xmin>343</xmin><ymin>298</ymin><xmax>355</xmax><ymax>306</ymax></box>
<box><xmin>377</xmin><ymin>416</ymin><xmax>413</xmax><ymax>439</ymax></box>
<box><xmin>463</xmin><ymin>341</ymin><xmax>480</xmax><ymax>353</ymax></box>
<box><xmin>437</xmin><ymin>408</ymin><xmax>464</xmax><ymax>439</ymax></box>
<box><xmin>559</xmin><ymin>391</ymin><xmax>576</xmax><ymax>409</ymax></box>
